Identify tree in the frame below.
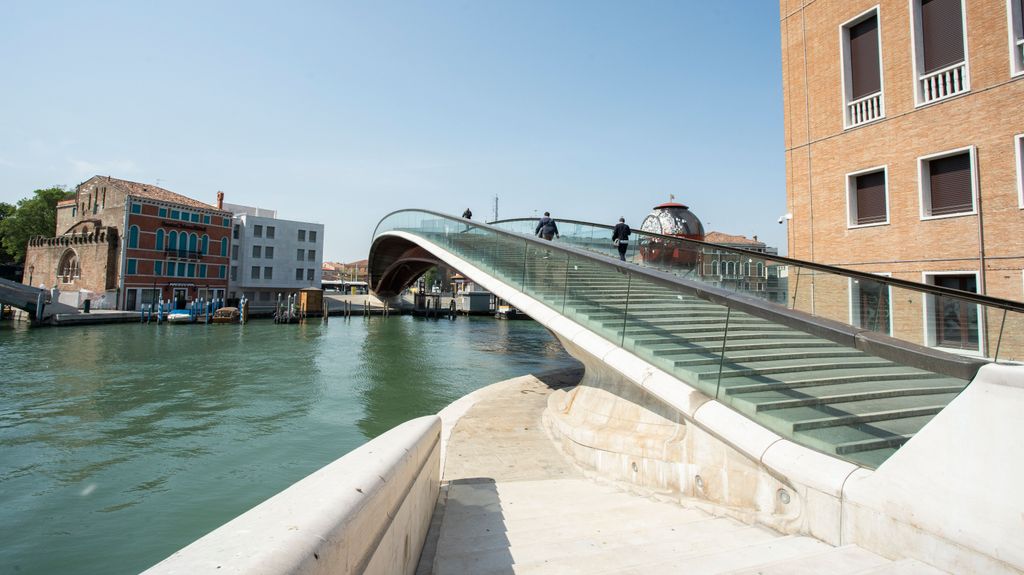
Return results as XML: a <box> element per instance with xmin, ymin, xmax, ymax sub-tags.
<box><xmin>0</xmin><ymin>202</ymin><xmax>14</xmax><ymax>263</ymax></box>
<box><xmin>0</xmin><ymin>187</ymin><xmax>71</xmax><ymax>263</ymax></box>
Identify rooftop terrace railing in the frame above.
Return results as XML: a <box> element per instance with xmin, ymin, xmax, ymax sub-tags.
<box><xmin>372</xmin><ymin>210</ymin><xmax>1023</xmax><ymax>468</ymax></box>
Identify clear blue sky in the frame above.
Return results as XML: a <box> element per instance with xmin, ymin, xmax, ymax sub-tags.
<box><xmin>0</xmin><ymin>1</ymin><xmax>786</xmax><ymax>263</ymax></box>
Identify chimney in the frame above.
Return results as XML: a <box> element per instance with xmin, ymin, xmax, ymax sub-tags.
<box><xmin>216</xmin><ymin>191</ymin><xmax>224</xmax><ymax>210</ymax></box>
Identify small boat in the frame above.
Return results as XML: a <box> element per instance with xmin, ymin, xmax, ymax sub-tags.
<box><xmin>211</xmin><ymin>307</ymin><xmax>240</xmax><ymax>324</ymax></box>
<box><xmin>495</xmin><ymin>304</ymin><xmax>526</xmax><ymax>320</ymax></box>
<box><xmin>166</xmin><ymin>310</ymin><xmax>193</xmax><ymax>323</ymax></box>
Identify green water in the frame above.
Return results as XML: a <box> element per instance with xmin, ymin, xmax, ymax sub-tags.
<box><xmin>0</xmin><ymin>316</ymin><xmax>576</xmax><ymax>574</ymax></box>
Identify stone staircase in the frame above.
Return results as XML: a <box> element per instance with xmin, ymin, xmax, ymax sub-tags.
<box><xmin>430</xmin><ymin>477</ymin><xmax>946</xmax><ymax>575</ymax></box>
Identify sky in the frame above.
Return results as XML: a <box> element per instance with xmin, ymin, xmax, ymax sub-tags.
<box><xmin>0</xmin><ymin>1</ymin><xmax>786</xmax><ymax>263</ymax></box>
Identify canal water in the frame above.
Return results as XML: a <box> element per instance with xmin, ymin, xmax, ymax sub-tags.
<box><xmin>0</xmin><ymin>316</ymin><xmax>577</xmax><ymax>575</ymax></box>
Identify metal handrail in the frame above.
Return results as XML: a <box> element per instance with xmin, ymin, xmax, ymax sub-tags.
<box><xmin>488</xmin><ymin>216</ymin><xmax>1024</xmax><ymax>314</ymax></box>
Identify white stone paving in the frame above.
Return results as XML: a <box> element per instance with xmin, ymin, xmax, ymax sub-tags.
<box><xmin>417</xmin><ymin>371</ymin><xmax>948</xmax><ymax>575</ymax></box>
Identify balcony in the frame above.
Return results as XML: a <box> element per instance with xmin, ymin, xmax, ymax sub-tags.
<box><xmin>164</xmin><ymin>248</ymin><xmax>204</xmax><ymax>261</ymax></box>
<box><xmin>846</xmin><ymin>91</ymin><xmax>883</xmax><ymax>128</ymax></box>
<box><xmin>919</xmin><ymin>61</ymin><xmax>968</xmax><ymax>105</ymax></box>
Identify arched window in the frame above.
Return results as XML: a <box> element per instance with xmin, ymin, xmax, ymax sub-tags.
<box><xmin>58</xmin><ymin>249</ymin><xmax>80</xmax><ymax>283</ymax></box>
<box><xmin>744</xmin><ymin>262</ymin><xmax>751</xmax><ymax>276</ymax></box>
<box><xmin>188</xmin><ymin>233</ymin><xmax>198</xmax><ymax>254</ymax></box>
<box><xmin>711</xmin><ymin>260</ymin><xmax>719</xmax><ymax>275</ymax></box>
<box><xmin>220</xmin><ymin>238</ymin><xmax>227</xmax><ymax>256</ymax></box>
<box><xmin>757</xmin><ymin>262</ymin><xmax>764</xmax><ymax>277</ymax></box>
<box><xmin>156</xmin><ymin>229</ymin><xmax>165</xmax><ymax>251</ymax></box>
<box><xmin>726</xmin><ymin>261</ymin><xmax>734</xmax><ymax>276</ymax></box>
<box><xmin>201</xmin><ymin>234</ymin><xmax>209</xmax><ymax>254</ymax></box>
<box><xmin>128</xmin><ymin>226</ymin><xmax>139</xmax><ymax>248</ymax></box>
<box><xmin>168</xmin><ymin>231</ymin><xmax>178</xmax><ymax>251</ymax></box>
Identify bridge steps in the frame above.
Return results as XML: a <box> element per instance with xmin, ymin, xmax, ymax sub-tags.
<box><xmin>434</xmin><ymin>230</ymin><xmax>972</xmax><ymax>469</ymax></box>
<box><xmin>515</xmin><ymin>266</ymin><xmax>969</xmax><ymax>469</ymax></box>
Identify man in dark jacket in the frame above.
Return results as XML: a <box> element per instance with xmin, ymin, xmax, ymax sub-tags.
<box><xmin>462</xmin><ymin>208</ymin><xmax>472</xmax><ymax>219</ymax></box>
<box><xmin>535</xmin><ymin>212</ymin><xmax>559</xmax><ymax>240</ymax></box>
<box><xmin>612</xmin><ymin>217</ymin><xmax>631</xmax><ymax>261</ymax></box>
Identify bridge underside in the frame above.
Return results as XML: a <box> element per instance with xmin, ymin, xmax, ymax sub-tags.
<box><xmin>369</xmin><ymin>236</ymin><xmax>445</xmax><ymax>297</ymax></box>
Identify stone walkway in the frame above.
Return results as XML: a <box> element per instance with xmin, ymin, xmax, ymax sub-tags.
<box><xmin>416</xmin><ymin>370</ymin><xmax>947</xmax><ymax>575</ymax></box>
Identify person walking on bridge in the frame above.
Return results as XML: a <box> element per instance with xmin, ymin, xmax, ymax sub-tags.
<box><xmin>612</xmin><ymin>217</ymin><xmax>631</xmax><ymax>261</ymax></box>
<box><xmin>535</xmin><ymin>212</ymin><xmax>559</xmax><ymax>241</ymax></box>
<box><xmin>462</xmin><ymin>208</ymin><xmax>472</xmax><ymax>219</ymax></box>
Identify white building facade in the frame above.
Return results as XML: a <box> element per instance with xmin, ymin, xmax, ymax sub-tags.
<box><xmin>224</xmin><ymin>203</ymin><xmax>324</xmax><ymax>306</ymax></box>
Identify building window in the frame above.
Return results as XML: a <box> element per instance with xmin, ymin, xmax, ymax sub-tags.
<box><xmin>254</xmin><ymin>224</ymin><xmax>263</xmax><ymax>238</ymax></box>
<box><xmin>199</xmin><ymin>264</ymin><xmax>207</xmax><ymax>278</ymax></box>
<box><xmin>232</xmin><ymin>245</ymin><xmax>239</xmax><ymax>260</ymax></box>
<box><xmin>251</xmin><ymin>266</ymin><xmax>260</xmax><ymax>279</ymax></box>
<box><xmin>1017</xmin><ymin>134</ymin><xmax>1024</xmax><ymax>209</ymax></box>
<box><xmin>71</xmin><ymin>206</ymin><xmax>77</xmax><ymax>217</ymax></box>
<box><xmin>297</xmin><ymin>248</ymin><xmax>304</xmax><ymax>261</ymax></box>
<box><xmin>296</xmin><ymin>268</ymin><xmax>304</xmax><ymax>280</ymax></box>
<box><xmin>307</xmin><ymin>249</ymin><xmax>316</xmax><ymax>261</ymax></box>
<box><xmin>711</xmin><ymin>260</ymin><xmax>719</xmax><ymax>275</ymax></box>
<box><xmin>264</xmin><ymin>266</ymin><xmax>273</xmax><ymax>280</ymax></box>
<box><xmin>159</xmin><ymin>208</ymin><xmax>167</xmax><ymax>218</ymax></box>
<box><xmin>201</xmin><ymin>234</ymin><xmax>209</xmax><ymax>254</ymax></box>
<box><xmin>266</xmin><ymin>226</ymin><xmax>275</xmax><ymax>239</ymax></box>
<box><xmin>221</xmin><ymin>238</ymin><xmax>228</xmax><ymax>257</ymax></box>
<box><xmin>220</xmin><ymin>265</ymin><xmax>226</xmax><ymax>279</ymax></box>
<box><xmin>912</xmin><ymin>0</ymin><xmax>969</xmax><ymax>105</ymax></box>
<box><xmin>131</xmin><ymin>203</ymin><xmax>141</xmax><ymax>214</ymax></box>
<box><xmin>923</xmin><ymin>272</ymin><xmax>981</xmax><ymax>353</ymax></box>
<box><xmin>203</xmin><ymin>215</ymin><xmax>210</xmax><ymax>224</ymax></box>
<box><xmin>171</xmin><ymin>210</ymin><xmax>180</xmax><ymax>220</ymax></box>
<box><xmin>188</xmin><ymin>233</ymin><xmax>198</xmax><ymax>254</ymax></box>
<box><xmin>252</xmin><ymin>245</ymin><xmax>262</xmax><ymax>258</ymax></box>
<box><xmin>307</xmin><ymin>268</ymin><xmax>314</xmax><ymax>281</ymax></box>
<box><xmin>309</xmin><ymin>230</ymin><xmax>317</xmax><ymax>242</ymax></box>
<box><xmin>127</xmin><ymin>259</ymin><xmax>137</xmax><ymax>275</ymax></box>
<box><xmin>842</xmin><ymin>8</ymin><xmax>884</xmax><ymax>127</ymax></box>
<box><xmin>190</xmin><ymin>213</ymin><xmax>199</xmax><ymax>223</ymax></box>
<box><xmin>178</xmin><ymin>262</ymin><xmax>186</xmax><ymax>277</ymax></box>
<box><xmin>231</xmin><ymin>266</ymin><xmax>238</xmax><ymax>281</ymax></box>
<box><xmin>223</xmin><ymin>217</ymin><xmax>230</xmax><ymax>227</ymax></box>
<box><xmin>167</xmin><ymin>261</ymin><xmax>175</xmax><ymax>277</ymax></box>
<box><xmin>847</xmin><ymin>167</ymin><xmax>889</xmax><ymax>227</ymax></box>
<box><xmin>179</xmin><ymin>211</ymin><xmax>189</xmax><ymax>222</ymax></box>
<box><xmin>233</xmin><ymin>224</ymin><xmax>240</xmax><ymax>239</ymax></box>
<box><xmin>1009</xmin><ymin>0</ymin><xmax>1024</xmax><ymax>75</ymax></box>
<box><xmin>128</xmin><ymin>225</ymin><xmax>139</xmax><ymax>248</ymax></box>
<box><xmin>297</xmin><ymin>229</ymin><xmax>306</xmax><ymax>241</ymax></box>
<box><xmin>155</xmin><ymin>261</ymin><xmax>163</xmax><ymax>276</ymax></box>
<box><xmin>919</xmin><ymin>147</ymin><xmax>976</xmax><ymax>218</ymax></box>
<box><xmin>850</xmin><ymin>274</ymin><xmax>892</xmax><ymax>335</ymax></box>
<box><xmin>156</xmin><ymin>229</ymin><xmax>165</xmax><ymax>251</ymax></box>
<box><xmin>265</xmin><ymin>246</ymin><xmax>274</xmax><ymax>259</ymax></box>
<box><xmin>187</xmin><ymin>263</ymin><xmax>196</xmax><ymax>277</ymax></box>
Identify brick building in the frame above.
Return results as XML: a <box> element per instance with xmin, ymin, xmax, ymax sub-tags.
<box><xmin>781</xmin><ymin>0</ymin><xmax>1024</xmax><ymax>358</ymax></box>
<box><xmin>23</xmin><ymin>176</ymin><xmax>233</xmax><ymax>310</ymax></box>
<box><xmin>699</xmin><ymin>232</ymin><xmax>786</xmax><ymax>303</ymax></box>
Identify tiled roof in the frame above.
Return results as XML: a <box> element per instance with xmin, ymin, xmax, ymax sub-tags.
<box><xmin>345</xmin><ymin>259</ymin><xmax>369</xmax><ymax>267</ymax></box>
<box><xmin>92</xmin><ymin>176</ymin><xmax>227</xmax><ymax>213</ymax></box>
<box><xmin>705</xmin><ymin>231</ymin><xmax>764</xmax><ymax>246</ymax></box>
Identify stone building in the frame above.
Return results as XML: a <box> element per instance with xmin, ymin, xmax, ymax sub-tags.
<box><xmin>223</xmin><ymin>202</ymin><xmax>324</xmax><ymax>306</ymax></box>
<box><xmin>23</xmin><ymin>176</ymin><xmax>233</xmax><ymax>310</ymax></box>
<box><xmin>698</xmin><ymin>232</ymin><xmax>786</xmax><ymax>303</ymax></box>
<box><xmin>781</xmin><ymin>0</ymin><xmax>1024</xmax><ymax>357</ymax></box>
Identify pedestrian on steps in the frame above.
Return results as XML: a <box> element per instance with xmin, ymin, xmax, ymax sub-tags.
<box><xmin>612</xmin><ymin>217</ymin><xmax>631</xmax><ymax>261</ymax></box>
<box><xmin>535</xmin><ymin>212</ymin><xmax>560</xmax><ymax>241</ymax></box>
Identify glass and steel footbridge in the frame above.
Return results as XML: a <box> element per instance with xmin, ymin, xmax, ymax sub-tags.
<box><xmin>369</xmin><ymin>210</ymin><xmax>1024</xmax><ymax>469</ymax></box>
